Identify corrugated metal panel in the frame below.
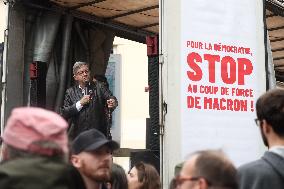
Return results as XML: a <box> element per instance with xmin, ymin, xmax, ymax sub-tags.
<box><xmin>266</xmin><ymin>1</ymin><xmax>284</xmax><ymax>81</ymax></box>
<box><xmin>51</xmin><ymin>0</ymin><xmax>159</xmax><ymax>33</ymax></box>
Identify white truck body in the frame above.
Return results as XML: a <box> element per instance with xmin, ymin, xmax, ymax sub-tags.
<box><xmin>160</xmin><ymin>0</ymin><xmax>268</xmax><ymax>187</ymax></box>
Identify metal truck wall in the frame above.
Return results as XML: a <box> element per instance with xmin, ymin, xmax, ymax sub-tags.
<box><xmin>3</xmin><ymin>3</ymin><xmax>25</xmax><ymax>126</ymax></box>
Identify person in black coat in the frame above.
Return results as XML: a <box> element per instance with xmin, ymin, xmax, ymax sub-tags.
<box><xmin>61</xmin><ymin>61</ymin><xmax>117</xmax><ymax>140</ymax></box>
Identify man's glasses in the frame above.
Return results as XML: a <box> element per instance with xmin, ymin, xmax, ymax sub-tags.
<box><xmin>76</xmin><ymin>70</ymin><xmax>89</xmax><ymax>75</ymax></box>
<box><xmin>174</xmin><ymin>175</ymin><xmax>212</xmax><ymax>187</ymax></box>
<box><xmin>254</xmin><ymin>118</ymin><xmax>262</xmax><ymax>127</ymax></box>
<box><xmin>174</xmin><ymin>175</ymin><xmax>201</xmax><ymax>186</ymax></box>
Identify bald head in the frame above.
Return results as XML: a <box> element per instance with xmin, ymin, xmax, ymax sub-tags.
<box><xmin>179</xmin><ymin>150</ymin><xmax>238</xmax><ymax>189</ymax></box>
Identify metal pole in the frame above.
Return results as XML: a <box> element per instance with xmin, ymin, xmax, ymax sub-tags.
<box><xmin>0</xmin><ymin>42</ymin><xmax>3</xmax><ymax>134</ymax></box>
<box><xmin>158</xmin><ymin>0</ymin><xmax>165</xmax><ymax>187</ymax></box>
<box><xmin>1</xmin><ymin>3</ymin><xmax>9</xmax><ymax>135</ymax></box>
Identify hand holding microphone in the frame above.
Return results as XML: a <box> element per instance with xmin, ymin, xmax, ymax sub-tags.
<box><xmin>80</xmin><ymin>95</ymin><xmax>91</xmax><ymax>106</ymax></box>
<box><xmin>80</xmin><ymin>81</ymin><xmax>92</xmax><ymax>106</ymax></box>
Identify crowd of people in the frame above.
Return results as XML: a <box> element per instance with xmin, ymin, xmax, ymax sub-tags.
<box><xmin>0</xmin><ymin>61</ymin><xmax>283</xmax><ymax>189</ymax></box>
<box><xmin>0</xmin><ymin>106</ymin><xmax>161</xmax><ymax>189</ymax></box>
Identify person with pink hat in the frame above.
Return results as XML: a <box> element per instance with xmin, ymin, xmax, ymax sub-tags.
<box><xmin>0</xmin><ymin>107</ymin><xmax>86</xmax><ymax>189</ymax></box>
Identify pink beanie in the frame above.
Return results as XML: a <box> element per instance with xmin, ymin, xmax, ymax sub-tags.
<box><xmin>2</xmin><ymin>107</ymin><xmax>69</xmax><ymax>155</ymax></box>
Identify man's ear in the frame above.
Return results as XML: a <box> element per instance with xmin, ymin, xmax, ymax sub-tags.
<box><xmin>71</xmin><ymin>155</ymin><xmax>81</xmax><ymax>168</ymax></box>
<box><xmin>262</xmin><ymin>120</ymin><xmax>271</xmax><ymax>134</ymax></box>
<box><xmin>198</xmin><ymin>178</ymin><xmax>209</xmax><ymax>189</ymax></box>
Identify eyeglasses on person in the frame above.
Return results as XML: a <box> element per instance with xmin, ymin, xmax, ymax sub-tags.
<box><xmin>254</xmin><ymin>118</ymin><xmax>263</xmax><ymax>127</ymax></box>
<box><xmin>76</xmin><ymin>70</ymin><xmax>89</xmax><ymax>75</ymax></box>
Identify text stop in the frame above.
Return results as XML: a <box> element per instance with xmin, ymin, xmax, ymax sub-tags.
<box><xmin>187</xmin><ymin>52</ymin><xmax>253</xmax><ymax>85</ymax></box>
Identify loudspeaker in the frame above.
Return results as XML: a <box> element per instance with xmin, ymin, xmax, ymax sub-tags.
<box><xmin>130</xmin><ymin>150</ymin><xmax>160</xmax><ymax>174</ymax></box>
<box><xmin>148</xmin><ymin>55</ymin><xmax>160</xmax><ymax>151</ymax></box>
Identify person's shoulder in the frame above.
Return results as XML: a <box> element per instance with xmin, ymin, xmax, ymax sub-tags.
<box><xmin>66</xmin><ymin>85</ymin><xmax>79</xmax><ymax>93</ymax></box>
<box><xmin>238</xmin><ymin>157</ymin><xmax>275</xmax><ymax>179</ymax></box>
<box><xmin>0</xmin><ymin>157</ymin><xmax>41</xmax><ymax>176</ymax></box>
<box><xmin>238</xmin><ymin>154</ymin><xmax>284</xmax><ymax>189</ymax></box>
<box><xmin>238</xmin><ymin>158</ymin><xmax>266</xmax><ymax>171</ymax></box>
<box><xmin>68</xmin><ymin>85</ymin><xmax>78</xmax><ymax>90</ymax></box>
<box><xmin>94</xmin><ymin>81</ymin><xmax>104</xmax><ymax>89</ymax></box>
<box><xmin>239</xmin><ymin>157</ymin><xmax>264</xmax><ymax>166</ymax></box>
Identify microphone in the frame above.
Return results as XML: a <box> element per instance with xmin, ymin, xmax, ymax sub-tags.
<box><xmin>84</xmin><ymin>81</ymin><xmax>93</xmax><ymax>98</ymax></box>
<box><xmin>84</xmin><ymin>81</ymin><xmax>89</xmax><ymax>95</ymax></box>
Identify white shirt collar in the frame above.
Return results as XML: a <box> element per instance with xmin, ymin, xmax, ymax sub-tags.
<box><xmin>269</xmin><ymin>146</ymin><xmax>284</xmax><ymax>158</ymax></box>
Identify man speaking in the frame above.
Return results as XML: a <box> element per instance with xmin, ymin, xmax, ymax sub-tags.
<box><xmin>61</xmin><ymin>61</ymin><xmax>117</xmax><ymax>139</ymax></box>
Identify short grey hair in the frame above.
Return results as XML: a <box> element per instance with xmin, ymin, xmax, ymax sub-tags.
<box><xmin>73</xmin><ymin>61</ymin><xmax>89</xmax><ymax>75</ymax></box>
<box><xmin>3</xmin><ymin>141</ymin><xmax>67</xmax><ymax>162</ymax></box>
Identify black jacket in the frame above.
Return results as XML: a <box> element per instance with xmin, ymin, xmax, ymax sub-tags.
<box><xmin>61</xmin><ymin>81</ymin><xmax>117</xmax><ymax>139</ymax></box>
